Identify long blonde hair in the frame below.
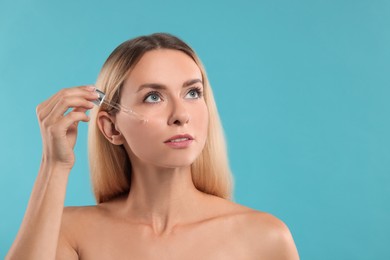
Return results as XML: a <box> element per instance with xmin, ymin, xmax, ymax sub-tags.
<box><xmin>88</xmin><ymin>33</ymin><xmax>234</xmax><ymax>203</ymax></box>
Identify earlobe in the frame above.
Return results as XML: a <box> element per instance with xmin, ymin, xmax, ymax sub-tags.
<box><xmin>97</xmin><ymin>111</ymin><xmax>124</xmax><ymax>145</ymax></box>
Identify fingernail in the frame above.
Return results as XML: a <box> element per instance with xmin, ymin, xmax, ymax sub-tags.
<box><xmin>87</xmin><ymin>85</ymin><xmax>96</xmax><ymax>91</ymax></box>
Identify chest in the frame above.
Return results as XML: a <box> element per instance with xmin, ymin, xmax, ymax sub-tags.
<box><xmin>76</xmin><ymin>219</ymin><xmax>258</xmax><ymax>260</ymax></box>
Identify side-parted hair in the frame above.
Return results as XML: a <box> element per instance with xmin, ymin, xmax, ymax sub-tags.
<box><xmin>88</xmin><ymin>33</ymin><xmax>233</xmax><ymax>203</ymax></box>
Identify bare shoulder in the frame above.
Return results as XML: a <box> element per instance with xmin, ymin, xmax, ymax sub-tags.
<box><xmin>61</xmin><ymin>205</ymin><xmax>101</xmax><ymax>232</ymax></box>
<box><xmin>62</xmin><ymin>204</ymin><xmax>103</xmax><ymax>220</ymax></box>
<box><xmin>55</xmin><ymin>205</ymin><xmax>99</xmax><ymax>259</ymax></box>
<box><xmin>62</xmin><ymin>195</ymin><xmax>124</xmax><ymax>220</ymax></box>
<box><xmin>60</xmin><ymin>196</ymin><xmax>127</xmax><ymax>234</ymax></box>
<box><xmin>61</xmin><ymin>201</ymin><xmax>116</xmax><ymax>235</ymax></box>
<box><xmin>60</xmin><ymin>205</ymin><xmax>103</xmax><ymax>239</ymax></box>
<box><xmin>57</xmin><ymin>202</ymin><xmax>116</xmax><ymax>258</ymax></box>
<box><xmin>246</xmin><ymin>212</ymin><xmax>299</xmax><ymax>259</ymax></box>
<box><xmin>240</xmin><ymin>208</ymin><xmax>292</xmax><ymax>238</ymax></box>
<box><xmin>214</xmin><ymin>199</ymin><xmax>300</xmax><ymax>259</ymax></box>
<box><xmin>245</xmin><ymin>211</ymin><xmax>299</xmax><ymax>259</ymax></box>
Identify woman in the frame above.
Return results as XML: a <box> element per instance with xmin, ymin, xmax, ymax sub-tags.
<box><xmin>7</xmin><ymin>33</ymin><xmax>299</xmax><ymax>259</ymax></box>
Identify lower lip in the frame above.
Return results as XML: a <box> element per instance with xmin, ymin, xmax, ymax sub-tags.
<box><xmin>164</xmin><ymin>139</ymin><xmax>193</xmax><ymax>148</ymax></box>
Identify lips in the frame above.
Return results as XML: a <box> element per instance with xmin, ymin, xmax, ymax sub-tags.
<box><xmin>164</xmin><ymin>134</ymin><xmax>194</xmax><ymax>143</ymax></box>
<box><xmin>164</xmin><ymin>134</ymin><xmax>194</xmax><ymax>149</ymax></box>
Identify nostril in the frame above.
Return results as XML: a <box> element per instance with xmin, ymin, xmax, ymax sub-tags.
<box><xmin>168</xmin><ymin>108</ymin><xmax>190</xmax><ymax>125</ymax></box>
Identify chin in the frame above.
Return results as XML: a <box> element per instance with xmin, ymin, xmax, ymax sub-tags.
<box><xmin>158</xmin><ymin>158</ymin><xmax>197</xmax><ymax>169</ymax></box>
<box><xmin>152</xmin><ymin>152</ymin><xmax>200</xmax><ymax>169</ymax></box>
<box><xmin>129</xmin><ymin>143</ymin><xmax>205</xmax><ymax>169</ymax></box>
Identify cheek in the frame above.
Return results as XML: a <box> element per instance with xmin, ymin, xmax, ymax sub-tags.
<box><xmin>121</xmin><ymin>119</ymin><xmax>162</xmax><ymax>148</ymax></box>
<box><xmin>116</xmin><ymin>101</ymin><xmax>209</xmax><ymax>165</ymax></box>
<box><xmin>191</xmin><ymin>104</ymin><xmax>209</xmax><ymax>141</ymax></box>
<box><xmin>118</xmin><ymin>116</ymin><xmax>169</xmax><ymax>163</ymax></box>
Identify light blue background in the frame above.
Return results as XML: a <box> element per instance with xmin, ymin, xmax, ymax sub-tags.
<box><xmin>1</xmin><ymin>0</ymin><xmax>389</xmax><ymax>259</ymax></box>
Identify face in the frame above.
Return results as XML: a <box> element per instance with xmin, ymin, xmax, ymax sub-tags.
<box><xmin>112</xmin><ymin>49</ymin><xmax>208</xmax><ymax>168</ymax></box>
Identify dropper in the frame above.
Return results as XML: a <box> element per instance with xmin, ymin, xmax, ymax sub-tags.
<box><xmin>92</xmin><ymin>89</ymin><xmax>148</xmax><ymax>123</ymax></box>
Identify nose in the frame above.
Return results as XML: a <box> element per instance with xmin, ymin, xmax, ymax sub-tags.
<box><xmin>167</xmin><ymin>98</ymin><xmax>190</xmax><ymax>126</ymax></box>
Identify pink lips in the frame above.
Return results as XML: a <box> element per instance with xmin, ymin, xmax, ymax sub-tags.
<box><xmin>164</xmin><ymin>134</ymin><xmax>194</xmax><ymax>148</ymax></box>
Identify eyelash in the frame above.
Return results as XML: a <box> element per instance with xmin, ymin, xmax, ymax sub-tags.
<box><xmin>143</xmin><ymin>87</ymin><xmax>203</xmax><ymax>103</ymax></box>
<box><xmin>188</xmin><ymin>87</ymin><xmax>203</xmax><ymax>99</ymax></box>
<box><xmin>143</xmin><ymin>91</ymin><xmax>161</xmax><ymax>103</ymax></box>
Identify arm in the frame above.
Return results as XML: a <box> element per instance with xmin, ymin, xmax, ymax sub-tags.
<box><xmin>260</xmin><ymin>214</ymin><xmax>300</xmax><ymax>260</ymax></box>
<box><xmin>6</xmin><ymin>162</ymin><xmax>72</xmax><ymax>259</ymax></box>
<box><xmin>6</xmin><ymin>86</ymin><xmax>98</xmax><ymax>260</ymax></box>
<box><xmin>270</xmin><ymin>221</ymin><xmax>300</xmax><ymax>260</ymax></box>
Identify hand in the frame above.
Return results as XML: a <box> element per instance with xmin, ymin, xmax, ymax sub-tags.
<box><xmin>36</xmin><ymin>85</ymin><xmax>98</xmax><ymax>169</ymax></box>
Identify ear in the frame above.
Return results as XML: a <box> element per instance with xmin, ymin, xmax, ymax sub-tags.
<box><xmin>97</xmin><ymin>111</ymin><xmax>125</xmax><ymax>145</ymax></box>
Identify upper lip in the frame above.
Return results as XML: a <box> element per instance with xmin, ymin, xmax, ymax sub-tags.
<box><xmin>164</xmin><ymin>134</ymin><xmax>194</xmax><ymax>143</ymax></box>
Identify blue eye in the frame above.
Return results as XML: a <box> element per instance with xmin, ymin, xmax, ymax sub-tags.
<box><xmin>144</xmin><ymin>92</ymin><xmax>162</xmax><ymax>103</ymax></box>
<box><xmin>185</xmin><ymin>87</ymin><xmax>203</xmax><ymax>99</ymax></box>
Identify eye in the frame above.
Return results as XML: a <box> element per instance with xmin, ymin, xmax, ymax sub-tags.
<box><xmin>185</xmin><ymin>87</ymin><xmax>203</xmax><ymax>99</ymax></box>
<box><xmin>144</xmin><ymin>92</ymin><xmax>162</xmax><ymax>103</ymax></box>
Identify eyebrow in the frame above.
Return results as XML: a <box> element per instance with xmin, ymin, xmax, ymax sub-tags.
<box><xmin>136</xmin><ymin>78</ymin><xmax>203</xmax><ymax>93</ymax></box>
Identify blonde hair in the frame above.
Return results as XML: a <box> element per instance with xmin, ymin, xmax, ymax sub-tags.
<box><xmin>88</xmin><ymin>33</ymin><xmax>234</xmax><ymax>203</ymax></box>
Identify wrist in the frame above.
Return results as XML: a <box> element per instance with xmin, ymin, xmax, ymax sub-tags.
<box><xmin>40</xmin><ymin>156</ymin><xmax>74</xmax><ymax>171</ymax></box>
<box><xmin>40</xmin><ymin>157</ymin><xmax>73</xmax><ymax>176</ymax></box>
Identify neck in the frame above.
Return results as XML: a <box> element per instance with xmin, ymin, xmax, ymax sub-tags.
<box><xmin>124</xmin><ymin>163</ymin><xmax>204</xmax><ymax>235</ymax></box>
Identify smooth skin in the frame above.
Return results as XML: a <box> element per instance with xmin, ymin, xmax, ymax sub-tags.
<box><xmin>7</xmin><ymin>50</ymin><xmax>299</xmax><ymax>260</ymax></box>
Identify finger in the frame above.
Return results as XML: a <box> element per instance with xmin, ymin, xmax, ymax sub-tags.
<box><xmin>70</xmin><ymin>107</ymin><xmax>89</xmax><ymax>126</ymax></box>
<box><xmin>50</xmin><ymin>95</ymin><xmax>97</xmax><ymax>120</ymax></box>
<box><xmin>43</xmin><ymin>91</ymin><xmax>99</xmax><ymax>127</ymax></box>
<box><xmin>50</xmin><ymin>111</ymin><xmax>90</xmax><ymax>138</ymax></box>
<box><xmin>39</xmin><ymin>85</ymin><xmax>95</xmax><ymax>114</ymax></box>
<box><xmin>72</xmin><ymin>107</ymin><xmax>88</xmax><ymax>113</ymax></box>
<box><xmin>37</xmin><ymin>85</ymin><xmax>97</xmax><ymax>120</ymax></box>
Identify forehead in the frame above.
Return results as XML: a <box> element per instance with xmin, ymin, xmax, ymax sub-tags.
<box><xmin>123</xmin><ymin>49</ymin><xmax>202</xmax><ymax>90</ymax></box>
